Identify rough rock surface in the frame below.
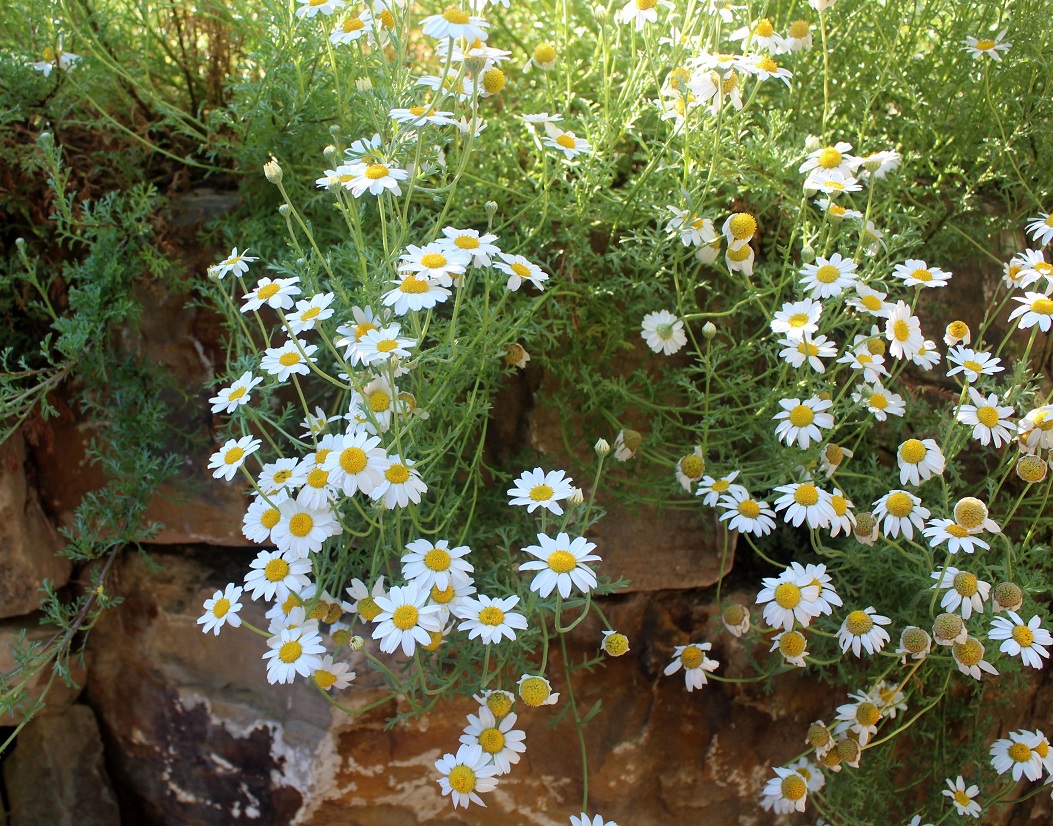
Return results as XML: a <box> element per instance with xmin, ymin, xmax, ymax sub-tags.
<box><xmin>85</xmin><ymin>547</ymin><xmax>832</xmax><ymax>826</ymax></box>
<box><xmin>0</xmin><ymin>432</ymin><xmax>70</xmax><ymax>619</ymax></box>
<box><xmin>3</xmin><ymin>703</ymin><xmax>121</xmax><ymax>826</ymax></box>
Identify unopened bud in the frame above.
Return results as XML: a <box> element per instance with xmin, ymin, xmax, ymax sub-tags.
<box><xmin>323</xmin><ymin>144</ymin><xmax>340</xmax><ymax>164</ymax></box>
<box><xmin>594</xmin><ymin>438</ymin><xmax>611</xmax><ymax>458</ymax></box>
<box><xmin>264</xmin><ymin>157</ymin><xmax>283</xmax><ymax>184</ymax></box>
<box><xmin>356</xmin><ymin>77</ymin><xmax>373</xmax><ymax>93</ymax></box>
<box><xmin>592</xmin><ymin>3</ymin><xmax>609</xmax><ymax>20</ymax></box>
<box><xmin>15</xmin><ymin>237</ymin><xmax>25</xmax><ymax>249</ymax></box>
<box><xmin>278</xmin><ymin>204</ymin><xmax>292</xmax><ymax>217</ymax></box>
<box><xmin>702</xmin><ymin>321</ymin><xmax>717</xmax><ymax>339</ymax></box>
<box><xmin>568</xmin><ymin>487</ymin><xmax>584</xmax><ymax>505</ymax></box>
<box><xmin>805</xmin><ymin>135</ymin><xmax>822</xmax><ymax>152</ymax></box>
<box><xmin>484</xmin><ymin>200</ymin><xmax>498</xmax><ymax>220</ymax></box>
<box><xmin>801</xmin><ymin>244</ymin><xmax>816</xmax><ymax>263</ymax></box>
<box><xmin>348</xmin><ymin>635</ymin><xmax>365</xmax><ymax>651</ymax></box>
<box><xmin>329</xmin><ymin>124</ymin><xmax>341</xmax><ymax>137</ymax></box>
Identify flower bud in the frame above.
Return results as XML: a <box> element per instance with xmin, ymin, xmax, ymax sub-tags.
<box><xmin>568</xmin><ymin>487</ymin><xmax>584</xmax><ymax>505</ymax></box>
<box><xmin>348</xmin><ymin>635</ymin><xmax>365</xmax><ymax>651</ymax></box>
<box><xmin>484</xmin><ymin>200</ymin><xmax>498</xmax><ymax>220</ymax></box>
<box><xmin>278</xmin><ymin>204</ymin><xmax>292</xmax><ymax>217</ymax></box>
<box><xmin>263</xmin><ymin>157</ymin><xmax>283</xmax><ymax>184</ymax></box>
<box><xmin>356</xmin><ymin>77</ymin><xmax>373</xmax><ymax>93</ymax></box>
<box><xmin>800</xmin><ymin>243</ymin><xmax>816</xmax><ymax>263</ymax></box>
<box><xmin>601</xmin><ymin>631</ymin><xmax>629</xmax><ymax>656</ymax></box>
<box><xmin>594</xmin><ymin>438</ymin><xmax>611</xmax><ymax>458</ymax></box>
<box><xmin>702</xmin><ymin>321</ymin><xmax>717</xmax><ymax>339</ymax></box>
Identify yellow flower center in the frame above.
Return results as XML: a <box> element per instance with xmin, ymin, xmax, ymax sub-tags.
<box><xmin>1031</xmin><ymin>298</ymin><xmax>1053</xmax><ymax>315</ymax></box>
<box><xmin>357</xmin><ymin>596</ymin><xmax>381</xmax><ymax>621</ymax></box>
<box><xmin>379</xmin><ymin>8</ymin><xmax>394</xmax><ymax>27</ymax></box>
<box><xmin>788</xmin><ymin>312</ymin><xmax>810</xmax><ymax>328</ymax></box>
<box><xmin>455</xmin><ymin>235</ymin><xmax>480</xmax><ymax>249</ymax></box>
<box><xmin>447</xmin><ymin>765</ymin><xmax>477</xmax><ymax>793</ymax></box>
<box><xmin>260</xmin><ymin>508</ymin><xmax>281</xmax><ymax>529</ymax></box>
<box><xmin>340</xmin><ymin>447</ymin><xmax>368</xmax><ymax>474</ymax></box>
<box><xmin>829</xmin><ymin>204</ymin><xmax>847</xmax><ymax>216</ymax></box>
<box><xmin>1008</xmin><ymin>742</ymin><xmax>1033</xmax><ymax>762</ymax></box>
<box><xmin>754</xmin><ymin>18</ymin><xmax>774</xmax><ymax>37</ymax></box>
<box><xmin>857</xmin><ymin>702</ymin><xmax>881</xmax><ymax>727</ymax></box>
<box><xmin>975</xmin><ymin>39</ymin><xmax>995</xmax><ymax>50</ymax></box>
<box><xmin>376</xmin><ymin>339</ymin><xmax>398</xmax><ymax>353</ymax></box>
<box><xmin>279</xmin><ymin>352</ymin><xmax>301</xmax><ymax>366</ymax></box>
<box><xmin>788</xmin><ymin>19</ymin><xmax>809</xmax><ymax>38</ymax></box>
<box><xmin>779</xmin><ymin>631</ymin><xmax>806</xmax><ymax>657</ymax></box>
<box><xmin>385</xmin><ymin>464</ymin><xmax>410</xmax><ymax>484</ymax></box>
<box><xmin>289</xmin><ymin>513</ymin><xmax>314</xmax><ymax>538</ymax></box>
<box><xmin>431</xmin><ymin>584</ymin><xmax>455</xmax><ymax>604</ymax></box>
<box><xmin>399</xmin><ymin>275</ymin><xmax>430</xmax><ymax>295</ymax></box>
<box><xmin>533</xmin><ymin>43</ymin><xmax>556</xmax><ymax>64</ymax></box>
<box><xmin>224</xmin><ymin>446</ymin><xmax>245</xmax><ymax>464</ymax></box>
<box><xmin>519</xmin><ymin>676</ymin><xmax>551</xmax><ymax>706</ymax></box>
<box><xmin>737</xmin><ymin>499</ymin><xmax>761</xmax><ymax>518</ymax></box>
<box><xmin>1012</xmin><ymin>625</ymin><xmax>1035</xmax><ymax>647</ymax></box>
<box><xmin>869</xmin><ymin>393</ymin><xmax>888</xmax><ymax>410</ymax></box>
<box><xmin>355</xmin><ymin>322</ymin><xmax>377</xmax><ymax>340</ymax></box>
<box><xmin>420</xmin><ymin>253</ymin><xmax>448</xmax><ymax>269</ymax></box>
<box><xmin>487</xmin><ymin>692</ymin><xmax>513</xmax><ymax>717</ymax></box>
<box><xmin>212</xmin><ymin>598</ymin><xmax>230</xmax><ymax>618</ymax></box>
<box><xmin>227</xmin><ymin>386</ymin><xmax>248</xmax><ymax>401</ymax></box>
<box><xmin>555</xmin><ymin>134</ymin><xmax>577</xmax><ymax>149</ymax></box>
<box><xmin>817</xmin><ymin>148</ymin><xmax>843</xmax><ymax>169</ymax></box>
<box><xmin>954</xmin><ymin>638</ymin><xmax>983</xmax><ymax>666</ymax></box>
<box><xmin>424</xmin><ymin>548</ymin><xmax>451</xmax><ymax>571</ymax></box>
<box><xmin>314</xmin><ymin>669</ymin><xmax>337</xmax><ymax>689</ymax></box>
<box><xmin>946</xmin><ymin>523</ymin><xmax>970</xmax><ymax>538</ymax></box>
<box><xmin>757</xmin><ymin>56</ymin><xmax>778</xmax><ymax>73</ymax></box>
<box><xmin>482</xmin><ymin>68</ymin><xmax>506</xmax><ymax>94</ymax></box>
<box><xmin>478</xmin><ymin>727</ymin><xmax>505</xmax><ymax>754</ymax></box>
<box><xmin>885</xmin><ymin>492</ymin><xmax>914</xmax><ymax>517</ymax></box>
<box><xmin>788</xmin><ymin>405</ymin><xmax>815</xmax><ymax>427</ymax></box>
<box><xmin>680</xmin><ymin>455</ymin><xmax>704</xmax><ymax>477</ymax></box>
<box><xmin>368</xmin><ymin>389</ymin><xmax>391</xmax><ymax>412</ymax></box>
<box><xmin>680</xmin><ymin>645</ymin><xmax>704</xmax><ymax>669</ymax></box>
<box><xmin>343</xmin><ymin>16</ymin><xmax>365</xmax><ymax>32</ymax></box>
<box><xmin>711</xmin><ymin>479</ymin><xmax>730</xmax><ymax>492</ymax></box>
<box><xmin>899</xmin><ymin>439</ymin><xmax>927</xmax><ymax>465</ymax></box>
<box><xmin>825</xmin><ymin>444</ymin><xmax>844</xmax><ymax>464</ymax></box>
<box><xmin>781</xmin><ymin>775</ymin><xmax>807</xmax><ymax>801</ymax></box>
<box><xmin>365</xmin><ymin>164</ymin><xmax>389</xmax><ymax>180</ymax></box>
<box><xmin>793</xmin><ymin>484</ymin><xmax>819</xmax><ymax>507</ymax></box>
<box><xmin>976</xmin><ymin>406</ymin><xmax>1000</xmax><ymax>427</ymax></box>
<box><xmin>798</xmin><ymin>341</ymin><xmax>819</xmax><ymax>357</ymax></box>
<box><xmin>893</xmin><ymin>320</ymin><xmax>910</xmax><ymax>341</ymax></box>
<box><xmin>728</xmin><ymin>212</ymin><xmax>757</xmax><ymax>240</ymax></box>
<box><xmin>479</xmin><ymin>606</ymin><xmax>505</xmax><ymax>626</ymax></box>
<box><xmin>723</xmin><ymin>605</ymin><xmax>746</xmax><ymax>626</ymax></box>
<box><xmin>727</xmin><ymin>244</ymin><xmax>751</xmax><ymax>262</ymax></box>
<box><xmin>1017</xmin><ymin>455</ymin><xmax>1048</xmax><ymax>482</ymax></box>
<box><xmin>392</xmin><ymin>604</ymin><xmax>419</xmax><ymax>630</ymax></box>
<box><xmin>963</xmin><ymin>359</ymin><xmax>983</xmax><ymax>373</ymax></box>
<box><xmin>861</xmin><ymin>294</ymin><xmax>883</xmax><ymax>310</ymax></box>
<box><xmin>845</xmin><ymin>610</ymin><xmax>873</xmax><ymax>635</ymax></box>
<box><xmin>265</xmin><ymin>558</ymin><xmax>291</xmax><ymax>582</ymax></box>
<box><xmin>279</xmin><ymin>640</ymin><xmax>303</xmax><ymax>663</ymax></box>
<box><xmin>548</xmin><ymin>550</ymin><xmax>577</xmax><ymax>574</ymax></box>
<box><xmin>511</xmin><ymin>262</ymin><xmax>532</xmax><ymax>278</ymax></box>
<box><xmin>911</xmin><ymin>268</ymin><xmax>932</xmax><ymax>282</ymax></box>
<box><xmin>257</xmin><ymin>283</ymin><xmax>281</xmax><ymax>300</ymax></box>
<box><xmin>443</xmin><ymin>8</ymin><xmax>470</xmax><ymax>25</ymax></box>
<box><xmin>529</xmin><ymin>484</ymin><xmax>553</xmax><ymax>501</ymax></box>
<box><xmin>831</xmin><ymin>494</ymin><xmax>847</xmax><ymax>516</ymax></box>
<box><xmin>815</xmin><ymin>264</ymin><xmax>840</xmax><ymax>284</ymax></box>
<box><xmin>774</xmin><ymin>582</ymin><xmax>802</xmax><ymax>609</ymax></box>
<box><xmin>636</xmin><ymin>0</ymin><xmax>658</xmax><ymax>8</ymax></box>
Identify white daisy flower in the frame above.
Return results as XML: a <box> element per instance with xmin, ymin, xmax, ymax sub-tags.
<box><xmin>257</xmin><ymin>457</ymin><xmax>298</xmax><ymax>497</ymax></box>
<box><xmin>859</xmin><ymin>150</ymin><xmax>901</xmax><ymax>179</ymax></box>
<box><xmin>663</xmin><ymin>642</ymin><xmax>719</xmax><ymax>691</ymax></box>
<box><xmin>207</xmin><ymin>435</ymin><xmax>260</xmax><ymax>481</ymax></box>
<box><xmin>311</xmin><ymin>654</ymin><xmax>355</xmax><ymax>691</ymax></box>
<box><xmin>212</xmin><ymin>246</ymin><xmax>258</xmax><ymax>279</ymax></box>
<box><xmin>750</xmin><ymin>55</ymin><xmax>793</xmax><ymax>86</ymax></box>
<box><xmin>517</xmin><ymin>673</ymin><xmax>559</xmax><ymax>707</ymax></box>
<box><xmin>820</xmin><ymin>443</ymin><xmax>853</xmax><ymax>477</ymax></box>
<box><xmin>770</xmin><ymin>298</ymin><xmax>822</xmax><ymax>340</ymax></box>
<box><xmin>946</xmin><ymin>346</ymin><xmax>1004</xmax><ymax>382</ymax></box>
<box><xmin>421</xmin><ymin>7</ymin><xmax>488</xmax><ymax>42</ymax></box>
<box><xmin>756</xmin><ymin>567</ymin><xmax>821</xmax><ymax>631</ymax></box>
<box><xmin>369</xmin><ymin>455</ymin><xmax>427</xmax><ymax>509</ymax></box>
<box><xmin>956</xmin><ymin>388</ymin><xmax>1015</xmax><ymax>447</ymax></box>
<box><xmin>962</xmin><ymin>30</ymin><xmax>1010</xmax><ymax>61</ymax></box>
<box><xmin>869</xmin><ymin>680</ymin><xmax>908</xmax><ymax>719</ymax></box>
<box><xmin>330</xmin><ymin>10</ymin><xmax>374</xmax><ymax>44</ymax></box>
<box><xmin>435</xmin><ymin>743</ymin><xmax>500</xmax><ymax>809</ymax></box>
<box><xmin>674</xmin><ymin>446</ymin><xmax>706</xmax><ymax>492</ymax></box>
<box><xmin>209</xmin><ymin>371</ymin><xmax>263</xmax><ymax>414</ymax></box>
<box><xmin>945</xmin><ymin>320</ymin><xmax>972</xmax><ymax>346</ymax></box>
<box><xmin>355</xmin><ymin>324</ymin><xmax>417</xmax><ymax>366</ymax></box>
<box><xmin>943</xmin><ymin>776</ymin><xmax>982</xmax><ymax>817</ymax></box>
<box><xmin>696</xmin><ymin>470</ymin><xmax>747</xmax><ymax>506</ymax></box>
<box><xmin>345</xmin><ymin>161</ymin><xmax>408</xmax><ymax>197</ymax></box>
<box><xmin>401</xmin><ymin>538</ymin><xmax>474</xmax><ymax>592</ymax></box>
<box><xmin>460</xmin><ymin>707</ymin><xmax>526</xmax><ymax>775</ymax></box>
<box><xmin>455</xmin><ymin>594</ymin><xmax>527</xmax><ymax>645</ymax></box>
<box><xmin>294</xmin><ymin>459</ymin><xmax>338</xmax><ymax>511</ymax></box>
<box><xmin>1008</xmin><ymin>289</ymin><xmax>1053</xmax><ymax>332</ymax></box>
<box><xmin>640</xmin><ymin>309</ymin><xmax>688</xmax><ymax>355</ymax></box>
<box><xmin>272</xmin><ymin>499</ymin><xmax>341</xmax><ymax>559</ymax></box>
<box><xmin>242</xmin><ymin>496</ymin><xmax>282</xmax><ymax>544</ymax></box>
<box><xmin>897</xmin><ymin>626</ymin><xmax>933</xmax><ymax>661</ymax></box>
<box><xmin>953</xmin><ymin>638</ymin><xmax>998</xmax><ymax>681</ymax></box>
<box><xmin>244</xmin><ymin>550</ymin><xmax>312</xmax><ymax>603</ymax></box>
<box><xmin>885</xmin><ymin>301</ymin><xmax>923</xmax><ymax>360</ymax></box>
<box><xmin>570</xmin><ymin>814</ymin><xmax>617</xmax><ymax>826</ymax></box>
<box><xmin>772</xmin><ymin>481</ymin><xmax>836</xmax><ymax>529</ymax></box>
<box><xmin>771</xmin><ymin>630</ymin><xmax>809</xmax><ymax>667</ymax></box>
<box><xmin>1026</xmin><ymin>213</ymin><xmax>1053</xmax><ymax>247</ymax></box>
<box><xmin>799</xmin><ymin>252</ymin><xmax>857</xmax><ymax>299</ymax></box>
<box><xmin>804</xmin><ymin>168</ymin><xmax>862</xmax><ymax>195</ymax></box>
<box><xmin>321</xmin><ymin>429</ymin><xmax>386</xmax><ymax>496</ymax></box>
<box><xmin>989</xmin><ymin>611</ymin><xmax>1052</xmax><ymax>669</ymax></box>
<box><xmin>519</xmin><ymin>532</ymin><xmax>599</xmax><ymax>598</ymax></box>
<box><xmin>922</xmin><ymin>518</ymin><xmax>989</xmax><ymax>554</ymax></box>
<box><xmin>799</xmin><ymin>141</ymin><xmax>860</xmax><ymax>177</ymax></box>
<box><xmin>932</xmin><ymin>566</ymin><xmax>990</xmax><ymax>619</ymax></box>
<box><xmin>665</xmin><ymin>207</ymin><xmax>717</xmax><ymax>248</ymax></box>
<box><xmin>827</xmin><ymin>488</ymin><xmax>856</xmax><ymax>538</ymax></box>
<box><xmin>839</xmin><ymin>346</ymin><xmax>888</xmax><ymax>384</ymax></box>
<box><xmin>834</xmin><ymin>691</ymin><xmax>882</xmax><ymax>746</ymax></box>
<box><xmin>616</xmin><ymin>0</ymin><xmax>674</xmax><ymax>30</ymax></box>
<box><xmin>344</xmin><ymin>576</ymin><xmax>386</xmax><ymax>622</ymax></box>
<box><xmin>724</xmin><ymin>239</ymin><xmax>755</xmax><ymax>275</ymax></box>
<box><xmin>542</xmin><ymin>121</ymin><xmax>592</xmax><ymax>159</ymax></box>
<box><xmin>507</xmin><ymin>468</ymin><xmax>575</xmax><ymax>515</ymax></box>
<box><xmin>784</xmin><ymin>19</ymin><xmax>812</xmax><ymax>51</ymax></box>
<box><xmin>242</xmin><ymin>276</ymin><xmax>301</xmax><ymax>313</ymax></box>
<box><xmin>286</xmin><ymin>293</ymin><xmax>335</xmax><ymax>334</ymax></box>
<box><xmin>720</xmin><ymin>604</ymin><xmax>750</xmax><ymax>637</ymax></box>
<box><xmin>788</xmin><ymin>562</ymin><xmax>842</xmax><ymax>615</ymax></box>
<box><xmin>1018</xmin><ymin>405</ymin><xmax>1053</xmax><ymax>452</ymax></box>
<box><xmin>263</xmin><ymin>622</ymin><xmax>325</xmax><ymax>685</ymax></box>
<box><xmin>778</xmin><ymin>334</ymin><xmax>836</xmax><ymax>372</ymax></box>
<box><xmin>729</xmin><ymin>18</ymin><xmax>780</xmax><ymax>51</ymax></box>
<box><xmin>198</xmin><ymin>583</ymin><xmax>244</xmax><ymax>635</ymax></box>
<box><xmin>261</xmin><ymin>338</ymin><xmax>318</xmax><ymax>382</ymax></box>
<box><xmin>438</xmin><ymin>226</ymin><xmax>501</xmax><ymax>267</ymax></box>
<box><xmin>873</xmin><ymin>489</ymin><xmax>929</xmax><ymax>539</ymax></box>
<box><xmin>426</xmin><ymin>573</ymin><xmax>477</xmax><ymax>622</ymax></box>
<box><xmin>892</xmin><ymin>258</ymin><xmax>951</xmax><ymax>288</ymax></box>
<box><xmin>389</xmin><ymin>103</ymin><xmax>455</xmax><ymax>127</ymax></box>
<box><xmin>816</xmin><ymin>197</ymin><xmax>863</xmax><ymax>222</ymax></box>
<box><xmin>295</xmin><ymin>0</ymin><xmax>344</xmax><ymax>17</ymax></box>
<box><xmin>852</xmin><ymin>382</ymin><xmax>905</xmax><ymax>421</ymax></box>
<box><xmin>759</xmin><ymin>767</ymin><xmax>808</xmax><ymax>814</ymax></box>
<box><xmin>896</xmin><ymin>438</ymin><xmax>945</xmax><ymax>486</ymax></box>
<box><xmin>399</xmin><ymin>243</ymin><xmax>471</xmax><ymax>287</ymax></box>
<box><xmin>773</xmin><ymin>396</ymin><xmax>834</xmax><ymax>449</ymax></box>
<box><xmin>1014</xmin><ymin>249</ymin><xmax>1053</xmax><ymax>285</ymax></box>
<box><xmin>837</xmin><ymin>606</ymin><xmax>891</xmax><ymax>656</ymax></box>
<box><xmin>911</xmin><ymin>339</ymin><xmax>942</xmax><ymax>370</ymax></box>
<box><xmin>381</xmin><ymin>273</ymin><xmax>452</xmax><ymax>316</ymax></box>
<box><xmin>717</xmin><ymin>488</ymin><xmax>777</xmax><ymax>536</ymax></box>
<box><xmin>494</xmin><ymin>253</ymin><xmax>549</xmax><ymax>291</ymax></box>
<box><xmin>372</xmin><ymin>582</ymin><xmax>444</xmax><ymax>656</ymax></box>
<box><xmin>990</xmin><ymin>730</ymin><xmax>1047</xmax><ymax>781</ymax></box>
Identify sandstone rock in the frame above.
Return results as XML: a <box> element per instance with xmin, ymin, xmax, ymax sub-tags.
<box><xmin>3</xmin><ymin>703</ymin><xmax>120</xmax><ymax>826</ymax></box>
<box><xmin>0</xmin><ymin>432</ymin><xmax>69</xmax><ymax>618</ymax></box>
<box><xmin>0</xmin><ymin>617</ymin><xmax>86</xmax><ymax>725</ymax></box>
<box><xmin>84</xmin><ymin>547</ymin><xmax>832</xmax><ymax>826</ymax></box>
